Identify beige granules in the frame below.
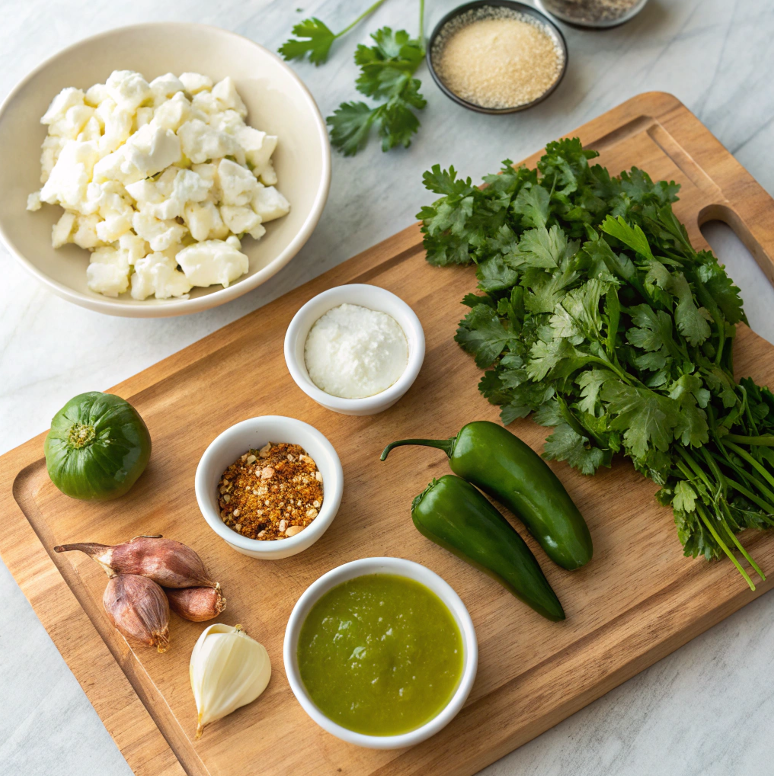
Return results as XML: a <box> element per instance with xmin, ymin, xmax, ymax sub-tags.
<box><xmin>432</xmin><ymin>9</ymin><xmax>564</xmax><ymax>110</ymax></box>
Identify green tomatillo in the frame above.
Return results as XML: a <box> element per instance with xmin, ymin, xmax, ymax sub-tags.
<box><xmin>44</xmin><ymin>391</ymin><xmax>151</xmax><ymax>501</ymax></box>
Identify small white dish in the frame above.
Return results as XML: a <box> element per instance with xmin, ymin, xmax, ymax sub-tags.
<box><xmin>284</xmin><ymin>284</ymin><xmax>425</xmax><ymax>415</ymax></box>
<box><xmin>195</xmin><ymin>416</ymin><xmax>343</xmax><ymax>560</ymax></box>
<box><xmin>0</xmin><ymin>23</ymin><xmax>331</xmax><ymax>317</ymax></box>
<box><xmin>284</xmin><ymin>556</ymin><xmax>478</xmax><ymax>749</ymax></box>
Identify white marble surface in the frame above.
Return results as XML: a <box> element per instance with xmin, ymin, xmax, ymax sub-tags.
<box><xmin>1</xmin><ymin>0</ymin><xmax>774</xmax><ymax>773</ymax></box>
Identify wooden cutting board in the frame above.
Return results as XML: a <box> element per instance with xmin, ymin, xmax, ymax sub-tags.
<box><xmin>3</xmin><ymin>92</ymin><xmax>774</xmax><ymax>776</ymax></box>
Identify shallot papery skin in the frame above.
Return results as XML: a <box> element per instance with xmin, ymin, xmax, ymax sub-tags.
<box><xmin>54</xmin><ymin>536</ymin><xmax>217</xmax><ymax>588</ymax></box>
<box><xmin>104</xmin><ymin>574</ymin><xmax>170</xmax><ymax>653</ymax></box>
<box><xmin>166</xmin><ymin>585</ymin><xmax>226</xmax><ymax>622</ymax></box>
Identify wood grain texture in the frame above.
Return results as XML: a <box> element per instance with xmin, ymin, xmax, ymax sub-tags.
<box><xmin>2</xmin><ymin>92</ymin><xmax>774</xmax><ymax>776</ymax></box>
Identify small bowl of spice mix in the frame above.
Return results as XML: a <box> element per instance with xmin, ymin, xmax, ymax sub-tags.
<box><xmin>195</xmin><ymin>416</ymin><xmax>344</xmax><ymax>560</ymax></box>
<box><xmin>427</xmin><ymin>1</ymin><xmax>568</xmax><ymax>114</ymax></box>
<box><xmin>536</xmin><ymin>0</ymin><xmax>649</xmax><ymax>28</ymax></box>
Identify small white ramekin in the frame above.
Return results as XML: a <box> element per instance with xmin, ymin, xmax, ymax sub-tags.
<box><xmin>195</xmin><ymin>416</ymin><xmax>343</xmax><ymax>560</ymax></box>
<box><xmin>283</xmin><ymin>557</ymin><xmax>478</xmax><ymax>749</ymax></box>
<box><xmin>284</xmin><ymin>284</ymin><xmax>425</xmax><ymax>415</ymax></box>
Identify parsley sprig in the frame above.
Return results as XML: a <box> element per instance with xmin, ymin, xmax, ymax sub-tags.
<box><xmin>419</xmin><ymin>139</ymin><xmax>774</xmax><ymax>588</ymax></box>
<box><xmin>280</xmin><ymin>1</ymin><xmax>427</xmax><ymax>156</ymax></box>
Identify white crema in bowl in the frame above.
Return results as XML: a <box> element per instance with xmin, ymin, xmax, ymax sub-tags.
<box><xmin>304</xmin><ymin>303</ymin><xmax>409</xmax><ymax>399</ymax></box>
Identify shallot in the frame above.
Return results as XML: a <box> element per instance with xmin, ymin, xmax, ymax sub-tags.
<box><xmin>166</xmin><ymin>585</ymin><xmax>226</xmax><ymax>622</ymax></box>
<box><xmin>104</xmin><ymin>574</ymin><xmax>170</xmax><ymax>652</ymax></box>
<box><xmin>54</xmin><ymin>535</ymin><xmax>217</xmax><ymax>588</ymax></box>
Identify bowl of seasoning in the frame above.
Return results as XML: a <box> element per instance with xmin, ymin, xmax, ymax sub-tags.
<box><xmin>427</xmin><ymin>0</ymin><xmax>568</xmax><ymax>114</ymax></box>
<box><xmin>284</xmin><ymin>557</ymin><xmax>478</xmax><ymax>748</ymax></box>
<box><xmin>284</xmin><ymin>284</ymin><xmax>425</xmax><ymax>416</ymax></box>
<box><xmin>535</xmin><ymin>0</ymin><xmax>649</xmax><ymax>28</ymax></box>
<box><xmin>195</xmin><ymin>415</ymin><xmax>344</xmax><ymax>559</ymax></box>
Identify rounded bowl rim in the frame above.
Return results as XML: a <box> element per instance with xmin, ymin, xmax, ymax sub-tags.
<box><xmin>283</xmin><ymin>556</ymin><xmax>478</xmax><ymax>749</ymax></box>
<box><xmin>425</xmin><ymin>0</ymin><xmax>569</xmax><ymax>115</ymax></box>
<box><xmin>283</xmin><ymin>284</ymin><xmax>426</xmax><ymax>412</ymax></box>
<box><xmin>194</xmin><ymin>415</ymin><xmax>343</xmax><ymax>556</ymax></box>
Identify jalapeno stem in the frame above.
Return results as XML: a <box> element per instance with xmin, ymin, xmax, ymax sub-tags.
<box><xmin>381</xmin><ymin>438</ymin><xmax>456</xmax><ymax>461</ymax></box>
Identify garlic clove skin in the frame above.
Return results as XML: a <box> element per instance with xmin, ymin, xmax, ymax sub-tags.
<box><xmin>190</xmin><ymin>623</ymin><xmax>271</xmax><ymax>739</ymax></box>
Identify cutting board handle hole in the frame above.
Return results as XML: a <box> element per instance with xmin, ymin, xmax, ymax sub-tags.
<box><xmin>700</xmin><ymin>211</ymin><xmax>774</xmax><ymax>343</ymax></box>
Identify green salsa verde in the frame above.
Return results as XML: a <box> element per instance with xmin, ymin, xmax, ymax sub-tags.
<box><xmin>297</xmin><ymin>573</ymin><xmax>464</xmax><ymax>736</ymax></box>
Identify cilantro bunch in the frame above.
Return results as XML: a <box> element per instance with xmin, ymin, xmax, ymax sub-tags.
<box><xmin>280</xmin><ymin>2</ymin><xmax>426</xmax><ymax>156</ymax></box>
<box><xmin>418</xmin><ymin>139</ymin><xmax>774</xmax><ymax>588</ymax></box>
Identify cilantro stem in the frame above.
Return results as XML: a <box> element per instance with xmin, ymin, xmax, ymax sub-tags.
<box><xmin>725</xmin><ymin>441</ymin><xmax>774</xmax><ymax>493</ymax></box>
<box><xmin>695</xmin><ymin>502</ymin><xmax>755</xmax><ymax>590</ymax></box>
<box><xmin>718</xmin><ymin>498</ymin><xmax>765</xmax><ymax>579</ymax></box>
<box><xmin>726</xmin><ymin>479</ymin><xmax>774</xmax><ymax>516</ymax></box>
<box><xmin>418</xmin><ymin>0</ymin><xmax>425</xmax><ymax>49</ymax></box>
<box><xmin>336</xmin><ymin>0</ymin><xmax>389</xmax><ymax>38</ymax></box>
<box><xmin>723</xmin><ymin>434</ymin><xmax>774</xmax><ymax>446</ymax></box>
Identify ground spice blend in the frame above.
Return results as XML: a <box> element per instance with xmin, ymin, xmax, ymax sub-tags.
<box><xmin>218</xmin><ymin>442</ymin><xmax>324</xmax><ymax>540</ymax></box>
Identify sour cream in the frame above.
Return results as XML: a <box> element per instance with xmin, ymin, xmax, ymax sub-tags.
<box><xmin>304</xmin><ymin>303</ymin><xmax>409</xmax><ymax>399</ymax></box>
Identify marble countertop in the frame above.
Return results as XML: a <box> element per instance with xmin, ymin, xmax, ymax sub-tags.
<box><xmin>2</xmin><ymin>0</ymin><xmax>774</xmax><ymax>773</ymax></box>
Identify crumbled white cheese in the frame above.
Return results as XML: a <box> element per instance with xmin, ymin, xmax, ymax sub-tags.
<box><xmin>28</xmin><ymin>70</ymin><xmax>289</xmax><ymax>300</ymax></box>
<box><xmin>304</xmin><ymin>304</ymin><xmax>409</xmax><ymax>399</ymax></box>
<box><xmin>176</xmin><ymin>238</ymin><xmax>249</xmax><ymax>288</ymax></box>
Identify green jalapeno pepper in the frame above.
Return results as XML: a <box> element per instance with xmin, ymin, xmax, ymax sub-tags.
<box><xmin>382</xmin><ymin>421</ymin><xmax>592</xmax><ymax>571</ymax></box>
<box><xmin>412</xmin><ymin>475</ymin><xmax>564</xmax><ymax>621</ymax></box>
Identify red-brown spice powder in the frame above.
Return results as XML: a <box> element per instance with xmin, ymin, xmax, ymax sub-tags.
<box><xmin>218</xmin><ymin>442</ymin><xmax>324</xmax><ymax>540</ymax></box>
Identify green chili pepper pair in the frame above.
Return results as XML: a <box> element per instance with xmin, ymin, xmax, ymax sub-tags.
<box><xmin>381</xmin><ymin>421</ymin><xmax>593</xmax><ymax>622</ymax></box>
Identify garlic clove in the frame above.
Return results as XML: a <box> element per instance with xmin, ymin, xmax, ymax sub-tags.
<box><xmin>190</xmin><ymin>623</ymin><xmax>271</xmax><ymax>738</ymax></box>
<box><xmin>55</xmin><ymin>536</ymin><xmax>217</xmax><ymax>588</ymax></box>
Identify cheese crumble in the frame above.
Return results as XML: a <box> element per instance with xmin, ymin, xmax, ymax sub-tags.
<box><xmin>28</xmin><ymin>70</ymin><xmax>290</xmax><ymax>300</ymax></box>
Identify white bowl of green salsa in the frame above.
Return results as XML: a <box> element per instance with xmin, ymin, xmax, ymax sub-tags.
<box><xmin>283</xmin><ymin>557</ymin><xmax>478</xmax><ymax>748</ymax></box>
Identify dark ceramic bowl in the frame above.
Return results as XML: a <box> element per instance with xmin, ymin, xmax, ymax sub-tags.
<box><xmin>535</xmin><ymin>0</ymin><xmax>650</xmax><ymax>29</ymax></box>
<box><xmin>426</xmin><ymin>0</ymin><xmax>569</xmax><ymax>115</ymax></box>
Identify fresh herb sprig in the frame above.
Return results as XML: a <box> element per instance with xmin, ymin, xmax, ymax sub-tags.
<box><xmin>280</xmin><ymin>1</ymin><xmax>427</xmax><ymax>156</ymax></box>
<box><xmin>328</xmin><ymin>27</ymin><xmax>426</xmax><ymax>156</ymax></box>
<box><xmin>418</xmin><ymin>139</ymin><xmax>774</xmax><ymax>588</ymax></box>
<box><xmin>279</xmin><ymin>0</ymin><xmax>389</xmax><ymax>66</ymax></box>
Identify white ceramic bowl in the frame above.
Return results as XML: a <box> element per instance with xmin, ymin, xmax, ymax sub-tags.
<box><xmin>195</xmin><ymin>416</ymin><xmax>343</xmax><ymax>560</ymax></box>
<box><xmin>0</xmin><ymin>23</ymin><xmax>331</xmax><ymax>317</ymax></box>
<box><xmin>284</xmin><ymin>284</ymin><xmax>425</xmax><ymax>415</ymax></box>
<box><xmin>284</xmin><ymin>557</ymin><xmax>478</xmax><ymax>749</ymax></box>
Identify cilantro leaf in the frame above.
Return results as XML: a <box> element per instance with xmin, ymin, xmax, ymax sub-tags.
<box><xmin>696</xmin><ymin>255</ymin><xmax>747</xmax><ymax>325</ymax></box>
<box><xmin>279</xmin><ymin>17</ymin><xmax>337</xmax><ymax>65</ymax></box>
<box><xmin>673</xmin><ymin>481</ymin><xmax>697</xmax><ymax>512</ymax></box>
<box><xmin>602</xmin><ymin>382</ymin><xmax>678</xmax><ymax>459</ymax></box>
<box><xmin>477</xmin><ymin>256</ymin><xmax>519</xmax><ymax>292</ymax></box>
<box><xmin>669</xmin><ymin>272</ymin><xmax>711</xmax><ymax>346</ymax></box>
<box><xmin>455</xmin><ymin>305</ymin><xmax>517</xmax><ymax>368</ymax></box>
<box><xmin>515</xmin><ymin>226</ymin><xmax>575</xmax><ymax>269</ymax></box>
<box><xmin>543</xmin><ymin>423</ymin><xmax>608</xmax><ymax>475</ymax></box>
<box><xmin>326</xmin><ymin>102</ymin><xmax>375</xmax><ymax>157</ymax></box>
<box><xmin>512</xmin><ymin>184</ymin><xmax>550</xmax><ymax>229</ymax></box>
<box><xmin>600</xmin><ymin>215</ymin><xmax>654</xmax><ymax>260</ymax></box>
